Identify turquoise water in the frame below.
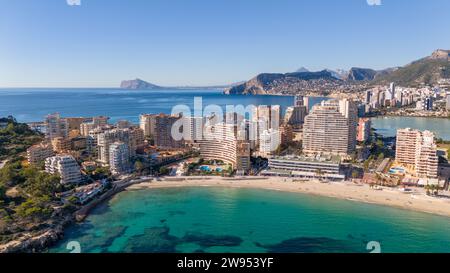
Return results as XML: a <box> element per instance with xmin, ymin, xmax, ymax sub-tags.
<box><xmin>371</xmin><ymin>116</ymin><xmax>450</xmax><ymax>140</ymax></box>
<box><xmin>50</xmin><ymin>187</ymin><xmax>450</xmax><ymax>253</ymax></box>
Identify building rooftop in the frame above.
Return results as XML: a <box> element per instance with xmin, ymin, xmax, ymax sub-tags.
<box><xmin>270</xmin><ymin>154</ymin><xmax>341</xmax><ymax>164</ymax></box>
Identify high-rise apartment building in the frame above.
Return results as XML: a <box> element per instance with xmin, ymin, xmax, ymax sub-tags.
<box><xmin>139</xmin><ymin>114</ymin><xmax>157</xmax><ymax>137</ymax></box>
<box><xmin>45</xmin><ymin>155</ymin><xmax>83</xmax><ymax>184</ymax></box>
<box><xmin>284</xmin><ymin>106</ymin><xmax>307</xmax><ymax>130</ymax></box>
<box><xmin>109</xmin><ymin>142</ymin><xmax>130</xmax><ymax>175</ymax></box>
<box><xmin>129</xmin><ymin>127</ymin><xmax>145</xmax><ymax>155</ymax></box>
<box><xmin>97</xmin><ymin>129</ymin><xmax>131</xmax><ymax>165</ymax></box>
<box><xmin>357</xmin><ymin>118</ymin><xmax>371</xmax><ymax>142</ymax></box>
<box><xmin>302</xmin><ymin>99</ymin><xmax>357</xmax><ymax>156</ymax></box>
<box><xmin>45</xmin><ymin>113</ymin><xmax>68</xmax><ymax>140</ymax></box>
<box><xmin>153</xmin><ymin>114</ymin><xmax>184</xmax><ymax>149</ymax></box>
<box><xmin>199</xmin><ymin>123</ymin><xmax>250</xmax><ymax>171</ymax></box>
<box><xmin>259</xmin><ymin>129</ymin><xmax>281</xmax><ymax>157</ymax></box>
<box><xmin>395</xmin><ymin>128</ymin><xmax>438</xmax><ymax>179</ymax></box>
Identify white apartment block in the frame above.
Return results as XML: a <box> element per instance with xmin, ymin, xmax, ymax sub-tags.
<box><xmin>109</xmin><ymin>142</ymin><xmax>130</xmax><ymax>175</ymax></box>
<box><xmin>198</xmin><ymin>123</ymin><xmax>250</xmax><ymax>171</ymax></box>
<box><xmin>45</xmin><ymin>155</ymin><xmax>82</xmax><ymax>184</ymax></box>
<box><xmin>258</xmin><ymin>129</ymin><xmax>281</xmax><ymax>157</ymax></box>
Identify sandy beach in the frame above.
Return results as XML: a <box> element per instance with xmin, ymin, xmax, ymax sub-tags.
<box><xmin>127</xmin><ymin>176</ymin><xmax>450</xmax><ymax>218</ymax></box>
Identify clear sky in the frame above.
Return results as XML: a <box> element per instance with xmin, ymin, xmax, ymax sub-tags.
<box><xmin>1</xmin><ymin>0</ymin><xmax>449</xmax><ymax>87</ymax></box>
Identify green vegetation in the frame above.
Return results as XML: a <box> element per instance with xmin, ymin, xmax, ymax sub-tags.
<box><xmin>0</xmin><ymin>116</ymin><xmax>43</xmax><ymax>161</ymax></box>
<box><xmin>374</xmin><ymin>59</ymin><xmax>450</xmax><ymax>87</ymax></box>
<box><xmin>86</xmin><ymin>166</ymin><xmax>111</xmax><ymax>181</ymax></box>
<box><xmin>0</xmin><ymin>117</ymin><xmax>72</xmax><ymax>244</ymax></box>
<box><xmin>159</xmin><ymin>166</ymin><xmax>170</xmax><ymax>176</ymax></box>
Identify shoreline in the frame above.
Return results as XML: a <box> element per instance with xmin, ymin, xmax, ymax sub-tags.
<box><xmin>127</xmin><ymin>176</ymin><xmax>450</xmax><ymax>218</ymax></box>
<box><xmin>2</xmin><ymin>176</ymin><xmax>449</xmax><ymax>253</ymax></box>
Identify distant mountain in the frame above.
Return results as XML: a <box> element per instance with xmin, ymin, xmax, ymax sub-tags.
<box><xmin>224</xmin><ymin>70</ymin><xmax>340</xmax><ymax>95</ymax></box>
<box><xmin>120</xmin><ymin>78</ymin><xmax>162</xmax><ymax>90</ymax></box>
<box><xmin>325</xmin><ymin>69</ymin><xmax>348</xmax><ymax>80</ymax></box>
<box><xmin>120</xmin><ymin>78</ymin><xmax>242</xmax><ymax>90</ymax></box>
<box><xmin>345</xmin><ymin>68</ymin><xmax>377</xmax><ymax>81</ymax></box>
<box><xmin>296</xmin><ymin>67</ymin><xmax>310</xmax><ymax>73</ymax></box>
<box><xmin>373</xmin><ymin>49</ymin><xmax>450</xmax><ymax>86</ymax></box>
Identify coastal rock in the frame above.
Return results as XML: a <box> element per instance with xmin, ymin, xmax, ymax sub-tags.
<box><xmin>0</xmin><ymin>216</ymin><xmax>72</xmax><ymax>253</ymax></box>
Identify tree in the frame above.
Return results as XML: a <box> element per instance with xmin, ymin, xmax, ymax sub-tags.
<box><xmin>134</xmin><ymin>161</ymin><xmax>145</xmax><ymax>173</ymax></box>
<box><xmin>15</xmin><ymin>196</ymin><xmax>53</xmax><ymax>221</ymax></box>
<box><xmin>159</xmin><ymin>167</ymin><xmax>170</xmax><ymax>176</ymax></box>
<box><xmin>0</xmin><ymin>183</ymin><xmax>5</xmax><ymax>201</ymax></box>
<box><xmin>21</xmin><ymin>167</ymin><xmax>61</xmax><ymax>198</ymax></box>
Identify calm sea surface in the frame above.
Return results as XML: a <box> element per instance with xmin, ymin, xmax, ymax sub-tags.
<box><xmin>50</xmin><ymin>187</ymin><xmax>450</xmax><ymax>253</ymax></box>
<box><xmin>1</xmin><ymin>88</ymin><xmax>450</xmax><ymax>139</ymax></box>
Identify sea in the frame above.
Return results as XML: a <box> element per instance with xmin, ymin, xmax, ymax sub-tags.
<box><xmin>1</xmin><ymin>88</ymin><xmax>449</xmax><ymax>139</ymax></box>
<box><xmin>2</xmin><ymin>88</ymin><xmax>450</xmax><ymax>253</ymax></box>
<box><xmin>49</xmin><ymin>187</ymin><xmax>450</xmax><ymax>253</ymax></box>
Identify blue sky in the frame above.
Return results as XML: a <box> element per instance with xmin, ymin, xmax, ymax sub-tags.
<box><xmin>0</xmin><ymin>0</ymin><xmax>449</xmax><ymax>87</ymax></box>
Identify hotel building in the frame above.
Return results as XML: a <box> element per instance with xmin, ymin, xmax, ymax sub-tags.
<box><xmin>27</xmin><ymin>143</ymin><xmax>54</xmax><ymax>165</ymax></box>
<box><xmin>302</xmin><ymin>99</ymin><xmax>357</xmax><ymax>156</ymax></box>
<box><xmin>109</xmin><ymin>142</ymin><xmax>131</xmax><ymax>175</ymax></box>
<box><xmin>262</xmin><ymin>155</ymin><xmax>345</xmax><ymax>181</ymax></box>
<box><xmin>45</xmin><ymin>155</ymin><xmax>83</xmax><ymax>184</ymax></box>
<box><xmin>198</xmin><ymin>122</ymin><xmax>250</xmax><ymax>171</ymax></box>
<box><xmin>395</xmin><ymin>128</ymin><xmax>438</xmax><ymax>179</ymax></box>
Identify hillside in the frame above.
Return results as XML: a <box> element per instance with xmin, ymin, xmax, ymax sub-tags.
<box><xmin>225</xmin><ymin>50</ymin><xmax>450</xmax><ymax>95</ymax></box>
<box><xmin>224</xmin><ymin>70</ymin><xmax>341</xmax><ymax>95</ymax></box>
<box><xmin>373</xmin><ymin>51</ymin><xmax>450</xmax><ymax>86</ymax></box>
<box><xmin>0</xmin><ymin>117</ymin><xmax>43</xmax><ymax>161</ymax></box>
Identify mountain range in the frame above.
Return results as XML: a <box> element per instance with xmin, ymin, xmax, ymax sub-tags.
<box><xmin>225</xmin><ymin>49</ymin><xmax>450</xmax><ymax>95</ymax></box>
<box><xmin>120</xmin><ymin>49</ymin><xmax>450</xmax><ymax>94</ymax></box>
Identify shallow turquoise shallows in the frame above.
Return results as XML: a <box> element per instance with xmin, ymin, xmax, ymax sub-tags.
<box><xmin>50</xmin><ymin>187</ymin><xmax>450</xmax><ymax>253</ymax></box>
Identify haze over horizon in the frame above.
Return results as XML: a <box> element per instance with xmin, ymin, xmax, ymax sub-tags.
<box><xmin>1</xmin><ymin>0</ymin><xmax>449</xmax><ymax>88</ymax></box>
